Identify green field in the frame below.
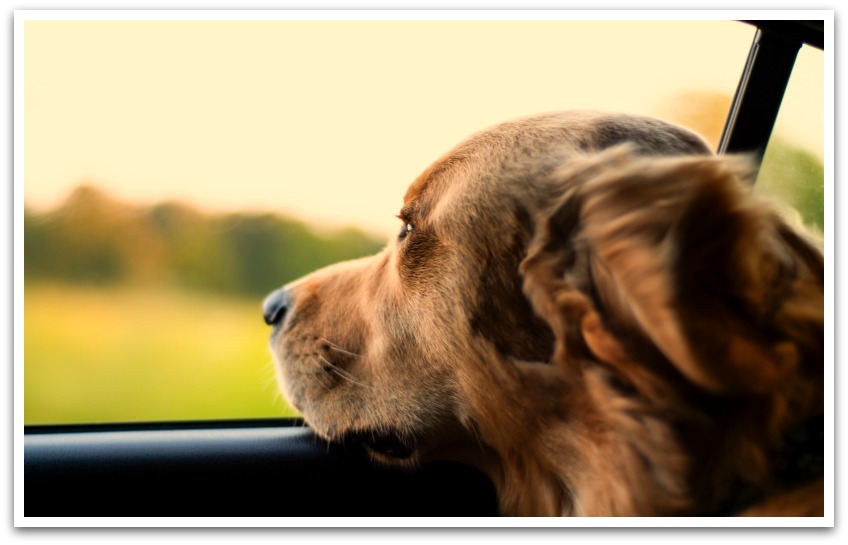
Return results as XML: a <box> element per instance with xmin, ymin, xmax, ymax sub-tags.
<box><xmin>24</xmin><ymin>283</ymin><xmax>299</xmax><ymax>425</ymax></box>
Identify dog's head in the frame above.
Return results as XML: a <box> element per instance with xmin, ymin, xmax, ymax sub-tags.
<box><xmin>263</xmin><ymin>111</ymin><xmax>823</xmax><ymax>516</ymax></box>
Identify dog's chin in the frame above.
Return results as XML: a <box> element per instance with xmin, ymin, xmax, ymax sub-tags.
<box><xmin>341</xmin><ymin>428</ymin><xmax>419</xmax><ymax>464</ymax></box>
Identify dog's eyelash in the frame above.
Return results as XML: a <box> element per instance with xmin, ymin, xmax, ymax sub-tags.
<box><xmin>395</xmin><ymin>214</ymin><xmax>414</xmax><ymax>241</ymax></box>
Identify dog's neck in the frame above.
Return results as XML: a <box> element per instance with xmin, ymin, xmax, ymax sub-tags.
<box><xmin>705</xmin><ymin>413</ymin><xmax>825</xmax><ymax>516</ymax></box>
<box><xmin>479</xmin><ymin>373</ymin><xmax>692</xmax><ymax>516</ymax></box>
<box><xmin>466</xmin><ymin>356</ymin><xmax>823</xmax><ymax>517</ymax></box>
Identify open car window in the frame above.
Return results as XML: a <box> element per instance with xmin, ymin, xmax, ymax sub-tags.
<box><xmin>23</xmin><ymin>17</ymin><xmax>798</xmax><ymax>426</ymax></box>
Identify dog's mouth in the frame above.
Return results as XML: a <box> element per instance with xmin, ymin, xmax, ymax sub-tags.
<box><xmin>343</xmin><ymin>429</ymin><xmax>417</xmax><ymax>459</ymax></box>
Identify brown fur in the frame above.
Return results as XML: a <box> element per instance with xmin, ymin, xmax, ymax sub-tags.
<box><xmin>265</xmin><ymin>111</ymin><xmax>824</xmax><ymax>516</ymax></box>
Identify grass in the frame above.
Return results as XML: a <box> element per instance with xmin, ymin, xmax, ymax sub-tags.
<box><xmin>24</xmin><ymin>282</ymin><xmax>299</xmax><ymax>425</ymax></box>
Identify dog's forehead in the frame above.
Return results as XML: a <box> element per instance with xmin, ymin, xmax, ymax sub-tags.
<box><xmin>402</xmin><ymin>138</ymin><xmax>532</xmax><ymax>221</ymax></box>
<box><xmin>401</xmin><ymin>112</ymin><xmax>600</xmax><ymax>212</ymax></box>
<box><xmin>400</xmin><ymin>111</ymin><xmax>713</xmax><ymax>222</ymax></box>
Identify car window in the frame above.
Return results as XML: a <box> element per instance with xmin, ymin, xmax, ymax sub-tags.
<box><xmin>23</xmin><ymin>18</ymin><xmax>822</xmax><ymax>425</ymax></box>
<box><xmin>754</xmin><ymin>44</ymin><xmax>825</xmax><ymax>233</ymax></box>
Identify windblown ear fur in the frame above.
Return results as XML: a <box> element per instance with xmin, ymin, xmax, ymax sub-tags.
<box><xmin>523</xmin><ymin>146</ymin><xmax>824</xmax><ymax>397</ymax></box>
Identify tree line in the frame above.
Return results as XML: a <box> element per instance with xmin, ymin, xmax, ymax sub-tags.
<box><xmin>25</xmin><ymin>136</ymin><xmax>824</xmax><ymax>300</ymax></box>
<box><xmin>24</xmin><ymin>185</ymin><xmax>386</xmax><ymax>297</ymax></box>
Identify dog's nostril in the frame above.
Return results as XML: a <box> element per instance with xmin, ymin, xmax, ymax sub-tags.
<box><xmin>262</xmin><ymin>288</ymin><xmax>292</xmax><ymax>326</ymax></box>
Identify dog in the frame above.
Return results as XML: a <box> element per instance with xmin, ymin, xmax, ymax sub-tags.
<box><xmin>263</xmin><ymin>111</ymin><xmax>824</xmax><ymax>516</ymax></box>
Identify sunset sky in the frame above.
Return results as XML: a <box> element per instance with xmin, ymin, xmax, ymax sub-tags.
<box><xmin>23</xmin><ymin>18</ymin><xmax>824</xmax><ymax>238</ymax></box>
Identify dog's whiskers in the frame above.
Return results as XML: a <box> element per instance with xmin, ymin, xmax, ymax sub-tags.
<box><xmin>317</xmin><ymin>355</ymin><xmax>373</xmax><ymax>389</ymax></box>
<box><xmin>316</xmin><ymin>375</ymin><xmax>334</xmax><ymax>392</ymax></box>
<box><xmin>318</xmin><ymin>337</ymin><xmax>361</xmax><ymax>358</ymax></box>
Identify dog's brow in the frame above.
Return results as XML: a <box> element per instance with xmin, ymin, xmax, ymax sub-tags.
<box><xmin>404</xmin><ymin>153</ymin><xmax>468</xmax><ymax>205</ymax></box>
<box><xmin>404</xmin><ymin>174</ymin><xmax>430</xmax><ymax>205</ymax></box>
<box><xmin>399</xmin><ymin>204</ymin><xmax>419</xmax><ymax>223</ymax></box>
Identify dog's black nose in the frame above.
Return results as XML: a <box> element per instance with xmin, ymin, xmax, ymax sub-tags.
<box><xmin>262</xmin><ymin>288</ymin><xmax>292</xmax><ymax>326</ymax></box>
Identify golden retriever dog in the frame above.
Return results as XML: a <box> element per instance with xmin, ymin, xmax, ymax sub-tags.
<box><xmin>263</xmin><ymin>111</ymin><xmax>824</xmax><ymax>517</ymax></box>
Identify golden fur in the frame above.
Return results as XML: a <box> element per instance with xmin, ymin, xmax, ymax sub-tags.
<box><xmin>264</xmin><ymin>111</ymin><xmax>824</xmax><ymax>516</ymax></box>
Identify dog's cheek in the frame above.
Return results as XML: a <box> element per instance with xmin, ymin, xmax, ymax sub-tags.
<box><xmin>396</xmin><ymin>230</ymin><xmax>447</xmax><ymax>290</ymax></box>
<box><xmin>466</xmin><ymin>204</ymin><xmax>556</xmax><ymax>364</ymax></box>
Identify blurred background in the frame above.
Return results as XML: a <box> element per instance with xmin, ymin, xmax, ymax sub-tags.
<box><xmin>23</xmin><ymin>19</ymin><xmax>825</xmax><ymax>424</ymax></box>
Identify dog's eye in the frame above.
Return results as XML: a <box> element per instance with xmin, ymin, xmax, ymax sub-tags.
<box><xmin>396</xmin><ymin>214</ymin><xmax>414</xmax><ymax>241</ymax></box>
<box><xmin>398</xmin><ymin>222</ymin><xmax>414</xmax><ymax>241</ymax></box>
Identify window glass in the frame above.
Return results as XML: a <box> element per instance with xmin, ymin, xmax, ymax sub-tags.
<box><xmin>25</xmin><ymin>19</ymin><xmax>770</xmax><ymax>424</ymax></box>
<box><xmin>755</xmin><ymin>45</ymin><xmax>825</xmax><ymax>233</ymax></box>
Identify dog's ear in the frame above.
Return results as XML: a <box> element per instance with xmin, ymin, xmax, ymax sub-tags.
<box><xmin>523</xmin><ymin>147</ymin><xmax>823</xmax><ymax>395</ymax></box>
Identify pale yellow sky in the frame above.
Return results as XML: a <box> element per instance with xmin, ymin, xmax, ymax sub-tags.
<box><xmin>24</xmin><ymin>19</ymin><xmax>824</xmax><ymax>237</ymax></box>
